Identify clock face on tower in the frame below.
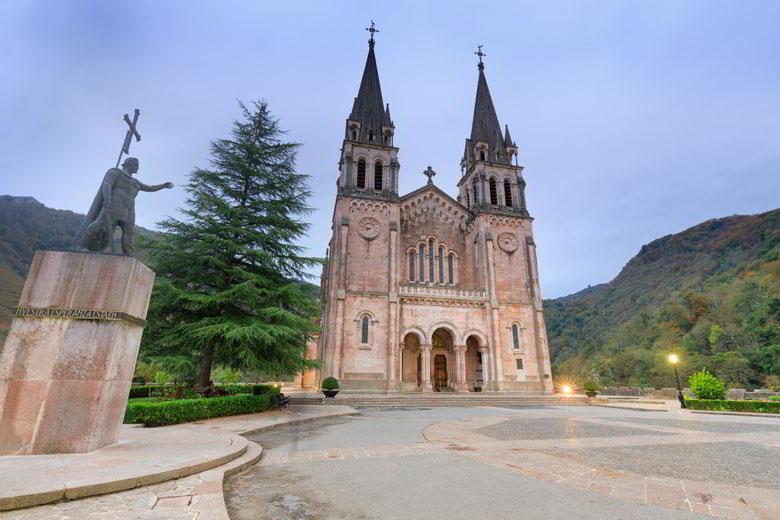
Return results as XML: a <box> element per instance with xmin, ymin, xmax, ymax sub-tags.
<box><xmin>358</xmin><ymin>217</ymin><xmax>381</xmax><ymax>240</ymax></box>
<box><xmin>497</xmin><ymin>232</ymin><xmax>519</xmax><ymax>253</ymax></box>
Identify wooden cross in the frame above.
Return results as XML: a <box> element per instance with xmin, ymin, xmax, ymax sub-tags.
<box><xmin>116</xmin><ymin>108</ymin><xmax>141</xmax><ymax>167</ymax></box>
<box><xmin>423</xmin><ymin>165</ymin><xmax>436</xmax><ymax>185</ymax></box>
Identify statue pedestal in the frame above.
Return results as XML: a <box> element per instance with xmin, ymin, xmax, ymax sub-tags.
<box><xmin>0</xmin><ymin>251</ymin><xmax>154</xmax><ymax>455</ymax></box>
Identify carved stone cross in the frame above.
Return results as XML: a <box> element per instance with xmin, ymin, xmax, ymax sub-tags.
<box><xmin>423</xmin><ymin>165</ymin><xmax>436</xmax><ymax>185</ymax></box>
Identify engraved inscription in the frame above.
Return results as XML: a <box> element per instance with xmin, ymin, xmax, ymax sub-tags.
<box><xmin>13</xmin><ymin>306</ymin><xmax>146</xmax><ymax>327</ymax></box>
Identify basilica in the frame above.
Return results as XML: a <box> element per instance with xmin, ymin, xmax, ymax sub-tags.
<box><xmin>317</xmin><ymin>31</ymin><xmax>553</xmax><ymax>393</ymax></box>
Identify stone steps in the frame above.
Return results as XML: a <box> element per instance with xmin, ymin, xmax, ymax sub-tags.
<box><xmin>290</xmin><ymin>395</ymin><xmax>588</xmax><ymax>407</ymax></box>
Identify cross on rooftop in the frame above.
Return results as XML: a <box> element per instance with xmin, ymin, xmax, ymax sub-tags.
<box><xmin>423</xmin><ymin>166</ymin><xmax>436</xmax><ymax>185</ymax></box>
<box><xmin>366</xmin><ymin>20</ymin><xmax>379</xmax><ymax>45</ymax></box>
<box><xmin>474</xmin><ymin>45</ymin><xmax>486</xmax><ymax>69</ymax></box>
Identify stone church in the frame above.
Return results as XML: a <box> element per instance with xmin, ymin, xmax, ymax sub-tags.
<box><xmin>317</xmin><ymin>33</ymin><xmax>553</xmax><ymax>393</ymax></box>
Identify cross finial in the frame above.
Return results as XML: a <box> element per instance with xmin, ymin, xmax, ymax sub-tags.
<box><xmin>474</xmin><ymin>44</ymin><xmax>486</xmax><ymax>70</ymax></box>
<box><xmin>366</xmin><ymin>20</ymin><xmax>379</xmax><ymax>47</ymax></box>
<box><xmin>423</xmin><ymin>165</ymin><xmax>436</xmax><ymax>185</ymax></box>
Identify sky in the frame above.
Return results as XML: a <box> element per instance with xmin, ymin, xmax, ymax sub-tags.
<box><xmin>1</xmin><ymin>0</ymin><xmax>779</xmax><ymax>298</ymax></box>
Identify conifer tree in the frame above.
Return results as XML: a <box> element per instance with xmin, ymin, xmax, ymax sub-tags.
<box><xmin>145</xmin><ymin>101</ymin><xmax>319</xmax><ymax>389</ymax></box>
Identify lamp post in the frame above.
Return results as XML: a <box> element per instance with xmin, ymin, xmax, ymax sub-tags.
<box><xmin>668</xmin><ymin>354</ymin><xmax>686</xmax><ymax>409</ymax></box>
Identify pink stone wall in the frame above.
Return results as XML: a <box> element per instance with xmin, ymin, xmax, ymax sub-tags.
<box><xmin>0</xmin><ymin>251</ymin><xmax>154</xmax><ymax>454</ymax></box>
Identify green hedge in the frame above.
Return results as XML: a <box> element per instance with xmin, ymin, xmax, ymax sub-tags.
<box><xmin>124</xmin><ymin>394</ymin><xmax>272</xmax><ymax>426</ymax></box>
<box><xmin>686</xmin><ymin>399</ymin><xmax>780</xmax><ymax>414</ymax></box>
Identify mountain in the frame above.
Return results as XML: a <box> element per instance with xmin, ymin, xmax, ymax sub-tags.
<box><xmin>0</xmin><ymin>195</ymin><xmax>157</xmax><ymax>341</ymax></box>
<box><xmin>545</xmin><ymin>209</ymin><xmax>780</xmax><ymax>389</ymax></box>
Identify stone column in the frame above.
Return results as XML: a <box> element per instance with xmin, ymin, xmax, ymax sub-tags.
<box><xmin>454</xmin><ymin>345</ymin><xmax>468</xmax><ymax>392</ymax></box>
<box><xmin>420</xmin><ymin>344</ymin><xmax>433</xmax><ymax>392</ymax></box>
<box><xmin>479</xmin><ymin>346</ymin><xmax>491</xmax><ymax>390</ymax></box>
<box><xmin>0</xmin><ymin>251</ymin><xmax>154</xmax><ymax>455</ymax></box>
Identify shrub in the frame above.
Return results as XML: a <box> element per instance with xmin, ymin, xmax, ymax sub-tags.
<box><xmin>768</xmin><ymin>395</ymin><xmax>780</xmax><ymax>402</ymax></box>
<box><xmin>124</xmin><ymin>394</ymin><xmax>272</xmax><ymax>426</ymax></box>
<box><xmin>154</xmin><ymin>370</ymin><xmax>173</xmax><ymax>385</ymax></box>
<box><xmin>688</xmin><ymin>370</ymin><xmax>726</xmax><ymax>400</ymax></box>
<box><xmin>212</xmin><ymin>366</ymin><xmax>242</xmax><ymax>384</ymax></box>
<box><xmin>685</xmin><ymin>399</ymin><xmax>780</xmax><ymax>414</ymax></box>
<box><xmin>322</xmin><ymin>377</ymin><xmax>339</xmax><ymax>391</ymax></box>
<box><xmin>582</xmin><ymin>381</ymin><xmax>598</xmax><ymax>397</ymax></box>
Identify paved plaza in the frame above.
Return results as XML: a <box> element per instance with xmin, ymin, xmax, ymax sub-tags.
<box><xmin>226</xmin><ymin>406</ymin><xmax>778</xmax><ymax>520</ymax></box>
<box><xmin>2</xmin><ymin>405</ymin><xmax>778</xmax><ymax>519</ymax></box>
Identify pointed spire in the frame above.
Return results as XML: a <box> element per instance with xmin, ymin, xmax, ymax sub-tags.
<box><xmin>383</xmin><ymin>103</ymin><xmax>393</xmax><ymax>127</ymax></box>
<box><xmin>504</xmin><ymin>124</ymin><xmax>515</xmax><ymax>147</ymax></box>
<box><xmin>469</xmin><ymin>57</ymin><xmax>506</xmax><ymax>162</ymax></box>
<box><xmin>348</xmin><ymin>23</ymin><xmax>388</xmax><ymax>143</ymax></box>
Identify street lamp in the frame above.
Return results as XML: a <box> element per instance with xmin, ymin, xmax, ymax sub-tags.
<box><xmin>667</xmin><ymin>353</ymin><xmax>686</xmax><ymax>409</ymax></box>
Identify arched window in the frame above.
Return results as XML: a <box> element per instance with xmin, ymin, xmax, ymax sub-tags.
<box><xmin>447</xmin><ymin>254</ymin><xmax>454</xmax><ymax>284</ymax></box>
<box><xmin>374</xmin><ymin>161</ymin><xmax>383</xmax><ymax>190</ymax></box>
<box><xmin>504</xmin><ymin>179</ymin><xmax>513</xmax><ymax>207</ymax></box>
<box><xmin>512</xmin><ymin>324</ymin><xmax>522</xmax><ymax>350</ymax></box>
<box><xmin>438</xmin><ymin>246</ymin><xmax>445</xmax><ymax>283</ymax></box>
<box><xmin>357</xmin><ymin>159</ymin><xmax>366</xmax><ymax>189</ymax></box>
<box><xmin>428</xmin><ymin>239</ymin><xmax>435</xmax><ymax>282</ymax></box>
<box><xmin>409</xmin><ymin>251</ymin><xmax>416</xmax><ymax>281</ymax></box>
<box><xmin>361</xmin><ymin>316</ymin><xmax>370</xmax><ymax>344</ymax></box>
<box><xmin>479</xmin><ymin>150</ymin><xmax>486</xmax><ymax>161</ymax></box>
<box><xmin>418</xmin><ymin>244</ymin><xmax>425</xmax><ymax>281</ymax></box>
<box><xmin>465</xmin><ymin>190</ymin><xmax>470</xmax><ymax>209</ymax></box>
<box><xmin>351</xmin><ymin>129</ymin><xmax>357</xmax><ymax>140</ymax></box>
<box><xmin>472</xmin><ymin>178</ymin><xmax>478</xmax><ymax>205</ymax></box>
<box><xmin>368</xmin><ymin>131</ymin><xmax>374</xmax><ymax>142</ymax></box>
<box><xmin>489</xmin><ymin>177</ymin><xmax>498</xmax><ymax>205</ymax></box>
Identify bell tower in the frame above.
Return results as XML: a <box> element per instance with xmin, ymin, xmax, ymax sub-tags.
<box><xmin>337</xmin><ymin>22</ymin><xmax>400</xmax><ymax>200</ymax></box>
<box><xmin>457</xmin><ymin>46</ymin><xmax>528</xmax><ymax>216</ymax></box>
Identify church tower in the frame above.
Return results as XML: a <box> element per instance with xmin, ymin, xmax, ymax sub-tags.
<box><xmin>337</xmin><ymin>23</ymin><xmax>400</xmax><ymax>200</ymax></box>
<box><xmin>319</xmin><ymin>24</ymin><xmax>403</xmax><ymax>390</ymax></box>
<box><xmin>457</xmin><ymin>48</ymin><xmax>528</xmax><ymax>217</ymax></box>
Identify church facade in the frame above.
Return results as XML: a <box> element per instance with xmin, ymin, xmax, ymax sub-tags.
<box><xmin>317</xmin><ymin>35</ymin><xmax>553</xmax><ymax>393</ymax></box>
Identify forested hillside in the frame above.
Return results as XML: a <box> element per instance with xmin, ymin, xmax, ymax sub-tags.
<box><xmin>545</xmin><ymin>209</ymin><xmax>780</xmax><ymax>389</ymax></box>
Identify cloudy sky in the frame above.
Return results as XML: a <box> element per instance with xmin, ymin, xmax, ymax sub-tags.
<box><xmin>2</xmin><ymin>0</ymin><xmax>779</xmax><ymax>298</ymax></box>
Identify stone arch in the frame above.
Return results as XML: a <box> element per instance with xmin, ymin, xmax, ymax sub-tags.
<box><xmin>460</xmin><ymin>329</ymin><xmax>488</xmax><ymax>347</ymax></box>
<box><xmin>426</xmin><ymin>322</ymin><xmax>459</xmax><ymax>345</ymax></box>
<box><xmin>399</xmin><ymin>326</ymin><xmax>426</xmax><ymax>344</ymax></box>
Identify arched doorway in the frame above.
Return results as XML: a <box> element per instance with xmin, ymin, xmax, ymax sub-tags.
<box><xmin>431</xmin><ymin>328</ymin><xmax>455</xmax><ymax>392</ymax></box>
<box><xmin>401</xmin><ymin>332</ymin><xmax>422</xmax><ymax>390</ymax></box>
<box><xmin>465</xmin><ymin>335</ymin><xmax>484</xmax><ymax>391</ymax></box>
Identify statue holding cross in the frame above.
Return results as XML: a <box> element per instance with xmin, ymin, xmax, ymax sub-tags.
<box><xmin>80</xmin><ymin>109</ymin><xmax>173</xmax><ymax>255</ymax></box>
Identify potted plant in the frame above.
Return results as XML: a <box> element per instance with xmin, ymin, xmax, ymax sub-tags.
<box><xmin>583</xmin><ymin>381</ymin><xmax>599</xmax><ymax>398</ymax></box>
<box><xmin>321</xmin><ymin>376</ymin><xmax>340</xmax><ymax>398</ymax></box>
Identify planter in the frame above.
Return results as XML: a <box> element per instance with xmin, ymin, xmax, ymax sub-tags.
<box><xmin>322</xmin><ymin>389</ymin><xmax>339</xmax><ymax>398</ymax></box>
<box><xmin>585</xmin><ymin>391</ymin><xmax>598</xmax><ymax>398</ymax></box>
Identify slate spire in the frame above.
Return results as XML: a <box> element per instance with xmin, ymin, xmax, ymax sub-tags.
<box><xmin>468</xmin><ymin>61</ymin><xmax>507</xmax><ymax>162</ymax></box>
<box><xmin>348</xmin><ymin>31</ymin><xmax>391</xmax><ymax>143</ymax></box>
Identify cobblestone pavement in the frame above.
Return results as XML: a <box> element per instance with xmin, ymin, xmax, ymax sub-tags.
<box><xmin>223</xmin><ymin>406</ymin><xmax>779</xmax><ymax>520</ymax></box>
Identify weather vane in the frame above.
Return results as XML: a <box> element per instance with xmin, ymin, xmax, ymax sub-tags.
<box><xmin>474</xmin><ymin>44</ymin><xmax>486</xmax><ymax>68</ymax></box>
<box><xmin>366</xmin><ymin>20</ymin><xmax>379</xmax><ymax>45</ymax></box>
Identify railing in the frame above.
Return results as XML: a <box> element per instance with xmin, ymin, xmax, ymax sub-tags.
<box><xmin>399</xmin><ymin>284</ymin><xmax>486</xmax><ymax>301</ymax></box>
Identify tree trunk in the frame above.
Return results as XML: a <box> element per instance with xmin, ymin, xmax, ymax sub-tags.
<box><xmin>195</xmin><ymin>343</ymin><xmax>217</xmax><ymax>391</ymax></box>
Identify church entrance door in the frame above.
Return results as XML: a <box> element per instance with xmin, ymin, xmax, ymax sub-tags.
<box><xmin>433</xmin><ymin>354</ymin><xmax>447</xmax><ymax>391</ymax></box>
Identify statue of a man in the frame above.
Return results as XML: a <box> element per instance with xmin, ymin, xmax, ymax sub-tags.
<box><xmin>80</xmin><ymin>157</ymin><xmax>173</xmax><ymax>255</ymax></box>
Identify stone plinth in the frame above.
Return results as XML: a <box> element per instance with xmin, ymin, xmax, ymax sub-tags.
<box><xmin>0</xmin><ymin>251</ymin><xmax>154</xmax><ymax>455</ymax></box>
